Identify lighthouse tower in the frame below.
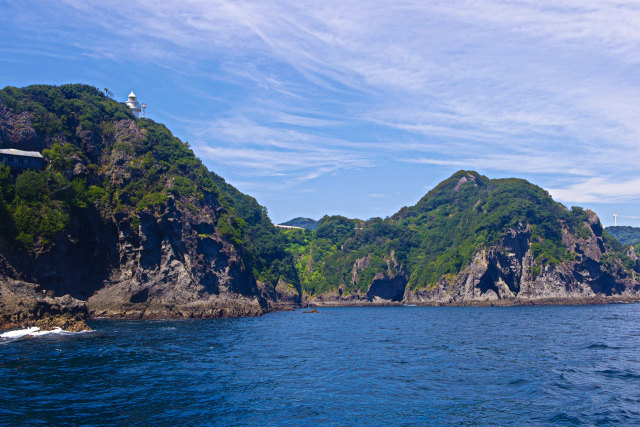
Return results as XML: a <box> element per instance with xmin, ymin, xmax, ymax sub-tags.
<box><xmin>125</xmin><ymin>91</ymin><xmax>141</xmax><ymax>118</ymax></box>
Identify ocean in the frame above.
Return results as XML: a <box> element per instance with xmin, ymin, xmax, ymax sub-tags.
<box><xmin>1</xmin><ymin>304</ymin><xmax>639</xmax><ymax>425</ymax></box>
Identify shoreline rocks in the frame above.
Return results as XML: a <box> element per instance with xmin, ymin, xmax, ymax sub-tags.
<box><xmin>0</xmin><ymin>279</ymin><xmax>90</xmax><ymax>332</ymax></box>
<box><xmin>304</xmin><ymin>294</ymin><xmax>639</xmax><ymax>308</ymax></box>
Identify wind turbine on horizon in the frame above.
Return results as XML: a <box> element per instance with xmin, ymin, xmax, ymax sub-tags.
<box><xmin>613</xmin><ymin>213</ymin><xmax>618</xmax><ymax>226</ymax></box>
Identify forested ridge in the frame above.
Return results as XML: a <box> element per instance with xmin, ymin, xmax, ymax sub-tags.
<box><xmin>0</xmin><ymin>84</ymin><xmax>297</xmax><ymax>294</ymax></box>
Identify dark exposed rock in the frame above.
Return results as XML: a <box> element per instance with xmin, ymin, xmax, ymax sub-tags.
<box><xmin>307</xmin><ymin>250</ymin><xmax>408</xmax><ymax>306</ymax></box>
<box><xmin>0</xmin><ymin>189</ymin><xmax>275</xmax><ymax>323</ymax></box>
<box><xmin>0</xmin><ymin>279</ymin><xmax>90</xmax><ymax>331</ymax></box>
<box><xmin>0</xmin><ymin>102</ymin><xmax>42</xmax><ymax>151</ymax></box>
<box><xmin>2</xmin><ymin>85</ymin><xmax>638</xmax><ymax>329</ymax></box>
<box><xmin>367</xmin><ymin>273</ymin><xmax>407</xmax><ymax>302</ymax></box>
<box><xmin>84</xmin><ymin>195</ymin><xmax>271</xmax><ymax>319</ymax></box>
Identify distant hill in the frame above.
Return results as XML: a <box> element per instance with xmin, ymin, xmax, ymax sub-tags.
<box><xmin>606</xmin><ymin>226</ymin><xmax>640</xmax><ymax>246</ymax></box>
<box><xmin>282</xmin><ymin>171</ymin><xmax>640</xmax><ymax>305</ymax></box>
<box><xmin>280</xmin><ymin>217</ymin><xmax>318</xmax><ymax>230</ymax></box>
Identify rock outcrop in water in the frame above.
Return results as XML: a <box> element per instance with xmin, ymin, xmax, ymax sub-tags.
<box><xmin>0</xmin><ymin>279</ymin><xmax>90</xmax><ymax>331</ymax></box>
<box><xmin>0</xmin><ymin>84</ymin><xmax>300</xmax><ymax>330</ymax></box>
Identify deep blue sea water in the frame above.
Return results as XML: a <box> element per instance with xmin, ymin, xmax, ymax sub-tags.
<box><xmin>1</xmin><ymin>304</ymin><xmax>640</xmax><ymax>425</ymax></box>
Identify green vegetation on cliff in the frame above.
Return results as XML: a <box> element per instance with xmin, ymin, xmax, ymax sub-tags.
<box><xmin>606</xmin><ymin>226</ymin><xmax>640</xmax><ymax>246</ymax></box>
<box><xmin>284</xmin><ymin>171</ymin><xmax>602</xmax><ymax>295</ymax></box>
<box><xmin>0</xmin><ymin>84</ymin><xmax>297</xmax><ymax>291</ymax></box>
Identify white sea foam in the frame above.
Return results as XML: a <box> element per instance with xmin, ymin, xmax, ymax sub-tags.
<box><xmin>0</xmin><ymin>327</ymin><xmax>41</xmax><ymax>338</ymax></box>
<box><xmin>28</xmin><ymin>327</ymin><xmax>64</xmax><ymax>336</ymax></box>
<box><xmin>0</xmin><ymin>326</ymin><xmax>89</xmax><ymax>339</ymax></box>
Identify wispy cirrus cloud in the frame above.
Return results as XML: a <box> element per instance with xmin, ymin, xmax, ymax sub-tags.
<box><xmin>191</xmin><ymin>110</ymin><xmax>374</xmax><ymax>185</ymax></box>
<box><xmin>4</xmin><ymin>0</ymin><xmax>640</xmax><ymax>216</ymax></box>
<box><xmin>548</xmin><ymin>177</ymin><xmax>640</xmax><ymax>204</ymax></box>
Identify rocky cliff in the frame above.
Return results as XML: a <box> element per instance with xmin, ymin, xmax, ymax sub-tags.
<box><xmin>288</xmin><ymin>172</ymin><xmax>640</xmax><ymax>307</ymax></box>
<box><xmin>0</xmin><ymin>84</ymin><xmax>301</xmax><ymax>330</ymax></box>
<box><xmin>404</xmin><ymin>212</ymin><xmax>639</xmax><ymax>305</ymax></box>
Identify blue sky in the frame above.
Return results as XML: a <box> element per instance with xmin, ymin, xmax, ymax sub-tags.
<box><xmin>2</xmin><ymin>1</ymin><xmax>640</xmax><ymax>226</ymax></box>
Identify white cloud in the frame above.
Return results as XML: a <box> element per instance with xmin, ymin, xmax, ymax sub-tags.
<box><xmin>548</xmin><ymin>177</ymin><xmax>640</xmax><ymax>204</ymax></box>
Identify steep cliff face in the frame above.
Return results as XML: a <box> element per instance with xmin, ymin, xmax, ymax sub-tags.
<box><xmin>0</xmin><ymin>84</ymin><xmax>300</xmax><ymax>329</ymax></box>
<box><xmin>86</xmin><ymin>198</ymin><xmax>267</xmax><ymax>319</ymax></box>
<box><xmin>405</xmin><ymin>212</ymin><xmax>638</xmax><ymax>305</ymax></box>
<box><xmin>0</xmin><ymin>104</ymin><xmax>42</xmax><ymax>151</ymax></box>
<box><xmin>1</xmin><ymin>84</ymin><xmax>637</xmax><ymax>331</ymax></box>
<box><xmin>287</xmin><ymin>172</ymin><xmax>640</xmax><ymax>306</ymax></box>
<box><xmin>0</xmin><ymin>191</ymin><xmax>273</xmax><ymax>325</ymax></box>
<box><xmin>305</xmin><ymin>216</ymin><xmax>639</xmax><ymax>307</ymax></box>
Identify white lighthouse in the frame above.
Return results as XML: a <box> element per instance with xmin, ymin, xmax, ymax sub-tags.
<box><xmin>125</xmin><ymin>91</ymin><xmax>141</xmax><ymax>118</ymax></box>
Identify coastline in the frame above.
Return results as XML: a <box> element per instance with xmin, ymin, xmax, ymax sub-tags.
<box><xmin>304</xmin><ymin>295</ymin><xmax>640</xmax><ymax>308</ymax></box>
<box><xmin>2</xmin><ymin>291</ymin><xmax>639</xmax><ymax>334</ymax></box>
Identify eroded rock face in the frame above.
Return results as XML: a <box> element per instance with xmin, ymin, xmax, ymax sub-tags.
<box><xmin>257</xmin><ymin>278</ymin><xmax>301</xmax><ymax>311</ymax></box>
<box><xmin>308</xmin><ymin>212</ymin><xmax>638</xmax><ymax>308</ymax></box>
<box><xmin>0</xmin><ymin>102</ymin><xmax>42</xmax><ymax>150</ymax></box>
<box><xmin>307</xmin><ymin>251</ymin><xmax>407</xmax><ymax>306</ymax></box>
<box><xmin>405</xmin><ymin>214</ymin><xmax>638</xmax><ymax>305</ymax></box>
<box><xmin>86</xmin><ymin>197</ymin><xmax>269</xmax><ymax>319</ymax></box>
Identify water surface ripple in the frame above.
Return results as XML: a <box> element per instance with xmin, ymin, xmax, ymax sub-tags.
<box><xmin>1</xmin><ymin>304</ymin><xmax>640</xmax><ymax>425</ymax></box>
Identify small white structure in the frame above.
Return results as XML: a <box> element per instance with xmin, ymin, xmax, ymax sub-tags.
<box><xmin>125</xmin><ymin>91</ymin><xmax>141</xmax><ymax>118</ymax></box>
